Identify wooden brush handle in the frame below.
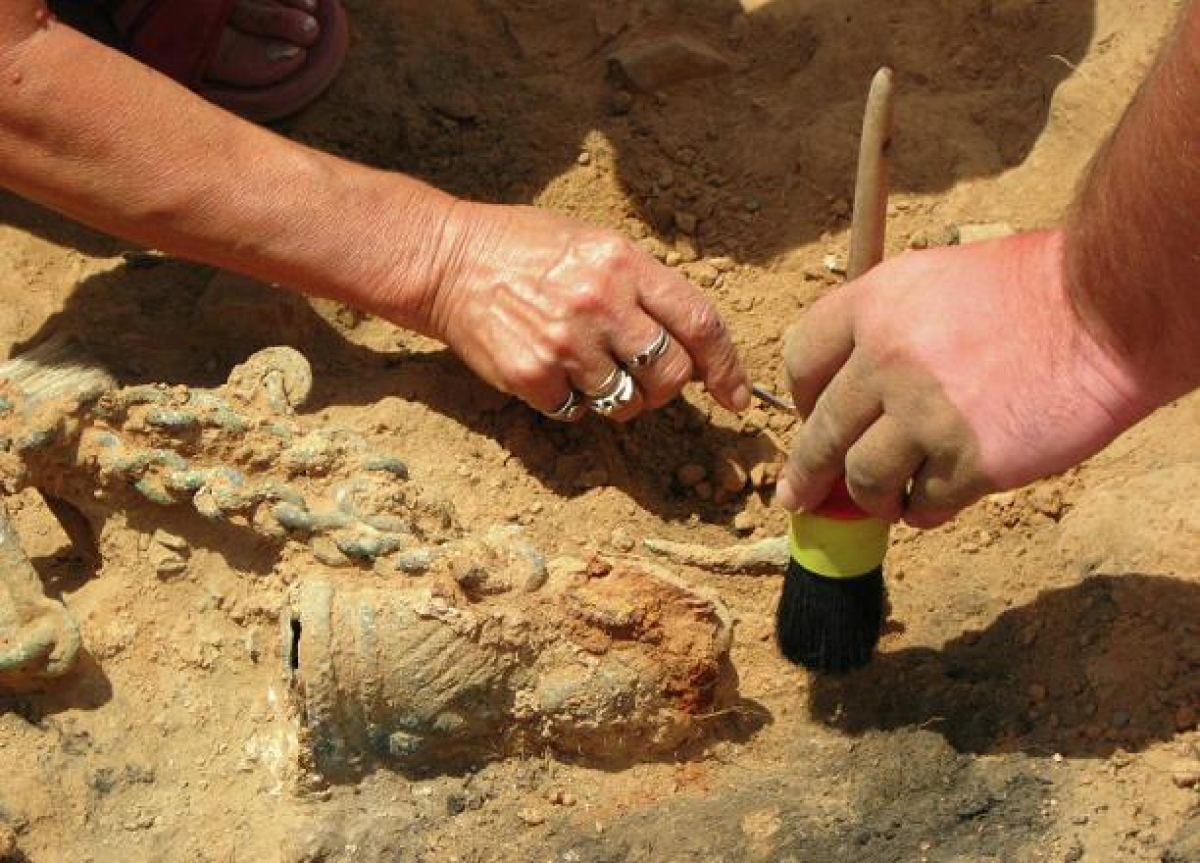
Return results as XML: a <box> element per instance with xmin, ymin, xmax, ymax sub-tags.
<box><xmin>812</xmin><ymin>68</ymin><xmax>895</xmax><ymax>522</ymax></box>
<box><xmin>847</xmin><ymin>67</ymin><xmax>894</xmax><ymax>281</ymax></box>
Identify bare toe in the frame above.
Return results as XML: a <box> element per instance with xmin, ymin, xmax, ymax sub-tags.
<box><xmin>207</xmin><ymin>27</ymin><xmax>308</xmax><ymax>88</ymax></box>
<box><xmin>231</xmin><ymin>0</ymin><xmax>320</xmax><ymax>48</ymax></box>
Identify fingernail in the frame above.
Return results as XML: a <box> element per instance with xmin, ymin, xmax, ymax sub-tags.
<box><xmin>268</xmin><ymin>44</ymin><xmax>302</xmax><ymax>63</ymax></box>
<box><xmin>300</xmin><ymin>0</ymin><xmax>317</xmax><ymax>9</ymax></box>
<box><xmin>300</xmin><ymin>14</ymin><xmax>319</xmax><ymax>35</ymax></box>
<box><xmin>774</xmin><ymin>477</ymin><xmax>801</xmax><ymax>512</ymax></box>
<box><xmin>731</xmin><ymin>383</ymin><xmax>751</xmax><ymax>412</ymax></box>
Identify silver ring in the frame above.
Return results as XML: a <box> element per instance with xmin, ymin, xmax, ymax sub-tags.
<box><xmin>544</xmin><ymin>390</ymin><xmax>586</xmax><ymax>422</ymax></box>
<box><xmin>628</xmin><ymin>327</ymin><xmax>670</xmax><ymax>369</ymax></box>
<box><xmin>584</xmin><ymin>367</ymin><xmax>626</xmax><ymax>399</ymax></box>
<box><xmin>588</xmin><ymin>369</ymin><xmax>638</xmax><ymax>417</ymax></box>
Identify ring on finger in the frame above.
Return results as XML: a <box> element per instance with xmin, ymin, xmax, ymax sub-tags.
<box><xmin>544</xmin><ymin>389</ymin><xmax>586</xmax><ymax>422</ymax></box>
<box><xmin>627</xmin><ymin>327</ymin><xmax>671</xmax><ymax>369</ymax></box>
<box><xmin>588</xmin><ymin>369</ymin><xmax>638</xmax><ymax>417</ymax></box>
<box><xmin>584</xmin><ymin>367</ymin><xmax>627</xmax><ymax>399</ymax></box>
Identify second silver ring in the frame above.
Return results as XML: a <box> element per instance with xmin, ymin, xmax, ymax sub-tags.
<box><xmin>588</xmin><ymin>368</ymin><xmax>638</xmax><ymax>417</ymax></box>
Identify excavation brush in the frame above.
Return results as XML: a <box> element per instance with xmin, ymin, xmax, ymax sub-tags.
<box><xmin>775</xmin><ymin>67</ymin><xmax>895</xmax><ymax>674</ymax></box>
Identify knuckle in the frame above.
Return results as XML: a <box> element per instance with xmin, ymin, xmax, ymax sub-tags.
<box><xmin>590</xmin><ymin>234</ymin><xmax>632</xmax><ymax>264</ymax></box>
<box><xmin>688</xmin><ymin>304</ymin><xmax>726</xmax><ymax>347</ymax></box>
<box><xmin>844</xmin><ymin>458</ymin><xmax>888</xmax><ymax>499</ymax></box>
<box><xmin>541</xmin><ymin>323</ymin><xmax>576</xmax><ymax>364</ymax></box>
<box><xmin>502</xmin><ymin>356</ymin><xmax>553</xmax><ymax>396</ymax></box>
<box><xmin>566</xmin><ymin>281</ymin><xmax>610</xmax><ymax>317</ymax></box>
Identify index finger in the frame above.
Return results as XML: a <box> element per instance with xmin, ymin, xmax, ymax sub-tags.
<box><xmin>635</xmin><ymin>260</ymin><xmax>750</xmax><ymax>412</ymax></box>
<box><xmin>783</xmin><ymin>289</ymin><xmax>856</xmax><ymax>418</ymax></box>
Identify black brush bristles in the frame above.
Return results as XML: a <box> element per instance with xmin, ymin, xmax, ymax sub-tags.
<box><xmin>775</xmin><ymin>559</ymin><xmax>885</xmax><ymax>674</ymax></box>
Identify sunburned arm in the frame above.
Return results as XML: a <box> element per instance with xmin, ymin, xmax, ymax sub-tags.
<box><xmin>1066</xmin><ymin>0</ymin><xmax>1200</xmax><ymax>408</ymax></box>
<box><xmin>0</xmin><ymin>1</ymin><xmax>752</xmax><ymax>419</ymax></box>
<box><xmin>0</xmin><ymin>0</ymin><xmax>452</xmax><ymax>329</ymax></box>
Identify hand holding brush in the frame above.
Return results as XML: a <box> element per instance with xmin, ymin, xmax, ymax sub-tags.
<box><xmin>773</xmin><ymin>67</ymin><xmax>895</xmax><ymax>674</ymax></box>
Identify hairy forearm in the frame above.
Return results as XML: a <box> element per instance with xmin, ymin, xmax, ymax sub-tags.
<box><xmin>0</xmin><ymin>7</ymin><xmax>452</xmax><ymax>330</ymax></box>
<box><xmin>1066</xmin><ymin>1</ymin><xmax>1200</xmax><ymax>407</ymax></box>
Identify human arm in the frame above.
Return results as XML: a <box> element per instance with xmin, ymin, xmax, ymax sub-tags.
<box><xmin>0</xmin><ymin>1</ymin><xmax>749</xmax><ymax>417</ymax></box>
<box><xmin>775</xmin><ymin>1</ymin><xmax>1199</xmax><ymax>527</ymax></box>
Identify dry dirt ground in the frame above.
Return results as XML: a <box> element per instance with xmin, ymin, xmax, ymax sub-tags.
<box><xmin>2</xmin><ymin>0</ymin><xmax>1198</xmax><ymax>860</ymax></box>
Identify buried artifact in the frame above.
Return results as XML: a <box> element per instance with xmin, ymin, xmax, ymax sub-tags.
<box><xmin>0</xmin><ymin>335</ymin><xmax>737</xmax><ymax>772</ymax></box>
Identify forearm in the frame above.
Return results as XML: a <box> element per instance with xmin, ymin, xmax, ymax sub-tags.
<box><xmin>1065</xmin><ymin>1</ymin><xmax>1200</xmax><ymax>407</ymax></box>
<box><xmin>0</xmin><ymin>8</ymin><xmax>451</xmax><ymax>330</ymax></box>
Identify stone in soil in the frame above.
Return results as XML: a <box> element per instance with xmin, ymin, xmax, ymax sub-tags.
<box><xmin>609</xmin><ymin>35</ymin><xmax>732</xmax><ymax>92</ymax></box>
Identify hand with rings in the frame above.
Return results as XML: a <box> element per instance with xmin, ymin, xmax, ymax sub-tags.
<box><xmin>420</xmin><ymin>202</ymin><xmax>752</xmax><ymax>422</ymax></box>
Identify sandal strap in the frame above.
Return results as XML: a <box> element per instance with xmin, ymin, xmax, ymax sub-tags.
<box><xmin>111</xmin><ymin>0</ymin><xmax>238</xmax><ymax>86</ymax></box>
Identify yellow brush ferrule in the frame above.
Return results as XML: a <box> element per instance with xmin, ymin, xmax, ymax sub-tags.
<box><xmin>788</xmin><ymin>513</ymin><xmax>890</xmax><ymax>579</ymax></box>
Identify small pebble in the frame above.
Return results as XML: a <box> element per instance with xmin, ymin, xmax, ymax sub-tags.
<box><xmin>688</xmin><ymin>262</ymin><xmax>720</xmax><ymax>288</ymax></box>
<box><xmin>517</xmin><ymin>808</ymin><xmax>547</xmax><ymax>826</ymax></box>
<box><xmin>639</xmin><ymin>236</ymin><xmax>670</xmax><ymax>262</ymax></box>
<box><xmin>749</xmin><ymin>460</ymin><xmax>780</xmax><ymax>489</ymax></box>
<box><xmin>1169</xmin><ymin>762</ymin><xmax>1200</xmax><ymax>789</ymax></box>
<box><xmin>714</xmin><ymin>449</ymin><xmax>748</xmax><ymax>495</ymax></box>
<box><xmin>610</xmin><ymin>528</ymin><xmax>635</xmax><ymax>553</ymax></box>
<box><xmin>732</xmin><ymin>511</ymin><xmax>757</xmax><ymax>534</ymax></box>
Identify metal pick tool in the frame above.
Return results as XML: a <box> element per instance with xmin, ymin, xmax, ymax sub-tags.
<box><xmin>751</xmin><ymin>384</ymin><xmax>795</xmax><ymax>413</ymax></box>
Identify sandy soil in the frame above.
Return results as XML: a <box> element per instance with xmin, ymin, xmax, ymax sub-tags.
<box><xmin>1</xmin><ymin>0</ymin><xmax>1197</xmax><ymax>860</ymax></box>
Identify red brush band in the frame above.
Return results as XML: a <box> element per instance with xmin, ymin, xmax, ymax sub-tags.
<box><xmin>810</xmin><ymin>479</ymin><xmax>869</xmax><ymax>521</ymax></box>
